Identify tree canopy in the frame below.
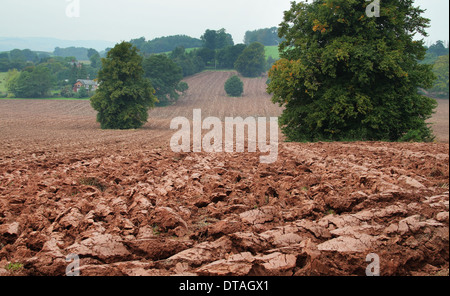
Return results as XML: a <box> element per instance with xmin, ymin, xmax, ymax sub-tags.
<box><xmin>90</xmin><ymin>42</ymin><xmax>157</xmax><ymax>129</ymax></box>
<box><xmin>234</xmin><ymin>42</ymin><xmax>266</xmax><ymax>77</ymax></box>
<box><xmin>201</xmin><ymin>29</ymin><xmax>234</xmax><ymax>50</ymax></box>
<box><xmin>130</xmin><ymin>35</ymin><xmax>203</xmax><ymax>55</ymax></box>
<box><xmin>216</xmin><ymin>44</ymin><xmax>247</xmax><ymax>69</ymax></box>
<box><xmin>429</xmin><ymin>54</ymin><xmax>449</xmax><ymax>96</ymax></box>
<box><xmin>427</xmin><ymin>41</ymin><xmax>449</xmax><ymax>57</ymax></box>
<box><xmin>7</xmin><ymin>65</ymin><xmax>53</xmax><ymax>98</ymax></box>
<box><xmin>143</xmin><ymin>54</ymin><xmax>188</xmax><ymax>106</ymax></box>
<box><xmin>267</xmin><ymin>0</ymin><xmax>436</xmax><ymax>142</ymax></box>
<box><xmin>244</xmin><ymin>27</ymin><xmax>283</xmax><ymax>46</ymax></box>
<box><xmin>169</xmin><ymin>46</ymin><xmax>206</xmax><ymax>77</ymax></box>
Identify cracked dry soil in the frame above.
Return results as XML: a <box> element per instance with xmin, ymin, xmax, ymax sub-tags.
<box><xmin>0</xmin><ymin>141</ymin><xmax>448</xmax><ymax>276</ymax></box>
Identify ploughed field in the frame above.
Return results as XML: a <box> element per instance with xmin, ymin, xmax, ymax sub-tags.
<box><xmin>0</xmin><ymin>71</ymin><xmax>448</xmax><ymax>276</ymax></box>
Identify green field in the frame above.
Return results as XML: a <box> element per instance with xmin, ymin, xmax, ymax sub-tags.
<box><xmin>165</xmin><ymin>46</ymin><xmax>281</xmax><ymax>60</ymax></box>
<box><xmin>265</xmin><ymin>45</ymin><xmax>280</xmax><ymax>60</ymax></box>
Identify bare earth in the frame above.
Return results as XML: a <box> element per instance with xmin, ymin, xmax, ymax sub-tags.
<box><xmin>0</xmin><ymin>71</ymin><xmax>448</xmax><ymax>276</ymax></box>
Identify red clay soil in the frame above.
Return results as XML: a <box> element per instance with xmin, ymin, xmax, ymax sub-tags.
<box><xmin>0</xmin><ymin>71</ymin><xmax>448</xmax><ymax>276</ymax></box>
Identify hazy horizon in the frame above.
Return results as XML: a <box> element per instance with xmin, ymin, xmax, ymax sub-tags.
<box><xmin>0</xmin><ymin>0</ymin><xmax>448</xmax><ymax>48</ymax></box>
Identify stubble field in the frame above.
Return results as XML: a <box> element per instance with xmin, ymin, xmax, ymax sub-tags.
<box><xmin>0</xmin><ymin>71</ymin><xmax>448</xmax><ymax>276</ymax></box>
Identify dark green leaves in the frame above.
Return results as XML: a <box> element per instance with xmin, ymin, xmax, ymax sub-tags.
<box><xmin>268</xmin><ymin>0</ymin><xmax>436</xmax><ymax>142</ymax></box>
<box><xmin>143</xmin><ymin>54</ymin><xmax>186</xmax><ymax>106</ymax></box>
<box><xmin>225</xmin><ymin>75</ymin><xmax>244</xmax><ymax>97</ymax></box>
<box><xmin>234</xmin><ymin>42</ymin><xmax>266</xmax><ymax>77</ymax></box>
<box><xmin>90</xmin><ymin>42</ymin><xmax>157</xmax><ymax>130</ymax></box>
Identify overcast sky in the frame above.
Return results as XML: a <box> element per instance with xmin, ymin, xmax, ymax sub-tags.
<box><xmin>0</xmin><ymin>0</ymin><xmax>448</xmax><ymax>44</ymax></box>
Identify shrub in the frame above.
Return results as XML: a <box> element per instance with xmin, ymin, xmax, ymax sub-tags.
<box><xmin>225</xmin><ymin>75</ymin><xmax>244</xmax><ymax>97</ymax></box>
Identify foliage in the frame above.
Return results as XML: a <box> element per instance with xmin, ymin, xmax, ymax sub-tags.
<box><xmin>53</xmin><ymin>47</ymin><xmax>90</xmax><ymax>60</ymax></box>
<box><xmin>178</xmin><ymin>81</ymin><xmax>189</xmax><ymax>93</ymax></box>
<box><xmin>0</xmin><ymin>49</ymin><xmax>40</xmax><ymax>71</ymax></box>
<box><xmin>90</xmin><ymin>42</ymin><xmax>157</xmax><ymax>129</ymax></box>
<box><xmin>196</xmin><ymin>47</ymin><xmax>216</xmax><ymax>66</ymax></box>
<box><xmin>7</xmin><ymin>65</ymin><xmax>53</xmax><ymax>98</ymax></box>
<box><xmin>420</xmin><ymin>41</ymin><xmax>449</xmax><ymax>65</ymax></box>
<box><xmin>5</xmin><ymin>262</ymin><xmax>23</xmax><ymax>272</ymax></box>
<box><xmin>267</xmin><ymin>0</ymin><xmax>437</xmax><ymax>142</ymax></box>
<box><xmin>265</xmin><ymin>56</ymin><xmax>277</xmax><ymax>72</ymax></box>
<box><xmin>427</xmin><ymin>41</ymin><xmax>449</xmax><ymax>57</ymax></box>
<box><xmin>429</xmin><ymin>55</ymin><xmax>449</xmax><ymax>96</ymax></box>
<box><xmin>244</xmin><ymin>27</ymin><xmax>283</xmax><ymax>46</ymax></box>
<box><xmin>89</xmin><ymin>52</ymin><xmax>101</xmax><ymax>69</ymax></box>
<box><xmin>225</xmin><ymin>75</ymin><xmax>244</xmax><ymax>97</ymax></box>
<box><xmin>234</xmin><ymin>42</ymin><xmax>266</xmax><ymax>77</ymax></box>
<box><xmin>130</xmin><ymin>35</ymin><xmax>203</xmax><ymax>55</ymax></box>
<box><xmin>169</xmin><ymin>46</ymin><xmax>205</xmax><ymax>77</ymax></box>
<box><xmin>143</xmin><ymin>54</ymin><xmax>188</xmax><ymax>106</ymax></box>
<box><xmin>76</xmin><ymin>86</ymin><xmax>89</xmax><ymax>98</ymax></box>
<box><xmin>201</xmin><ymin>29</ymin><xmax>234</xmax><ymax>50</ymax></box>
<box><xmin>399</xmin><ymin>125</ymin><xmax>435</xmax><ymax>142</ymax></box>
<box><xmin>5</xmin><ymin>69</ymin><xmax>20</xmax><ymax>92</ymax></box>
<box><xmin>0</xmin><ymin>72</ymin><xmax>8</xmax><ymax>93</ymax></box>
<box><xmin>1</xmin><ymin>49</ymin><xmax>100</xmax><ymax>98</ymax></box>
<box><xmin>60</xmin><ymin>85</ymin><xmax>75</xmax><ymax>98</ymax></box>
<box><xmin>216</xmin><ymin>44</ymin><xmax>247</xmax><ymax>69</ymax></box>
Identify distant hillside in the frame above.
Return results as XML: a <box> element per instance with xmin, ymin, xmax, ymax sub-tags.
<box><xmin>0</xmin><ymin>37</ymin><xmax>115</xmax><ymax>52</ymax></box>
<box><xmin>130</xmin><ymin>35</ymin><xmax>203</xmax><ymax>55</ymax></box>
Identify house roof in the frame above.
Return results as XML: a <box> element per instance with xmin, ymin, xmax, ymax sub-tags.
<box><xmin>76</xmin><ymin>79</ymin><xmax>98</xmax><ymax>86</ymax></box>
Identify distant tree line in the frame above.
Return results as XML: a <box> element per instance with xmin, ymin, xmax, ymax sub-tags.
<box><xmin>130</xmin><ymin>35</ymin><xmax>203</xmax><ymax>55</ymax></box>
<box><xmin>0</xmin><ymin>49</ymin><xmax>50</xmax><ymax>72</ymax></box>
<box><xmin>420</xmin><ymin>40</ymin><xmax>449</xmax><ymax>97</ymax></box>
<box><xmin>0</xmin><ymin>27</ymin><xmax>283</xmax><ymax>99</ymax></box>
<box><xmin>167</xmin><ymin>29</ymin><xmax>272</xmax><ymax>78</ymax></box>
<box><xmin>128</xmin><ymin>28</ymin><xmax>277</xmax><ymax>79</ymax></box>
<box><xmin>54</xmin><ymin>47</ymin><xmax>89</xmax><ymax>60</ymax></box>
<box><xmin>420</xmin><ymin>40</ymin><xmax>449</xmax><ymax>65</ymax></box>
<box><xmin>97</xmin><ymin>30</ymin><xmax>271</xmax><ymax>107</ymax></box>
<box><xmin>244</xmin><ymin>27</ymin><xmax>283</xmax><ymax>46</ymax></box>
<box><xmin>1</xmin><ymin>48</ymin><xmax>102</xmax><ymax>98</ymax></box>
<box><xmin>429</xmin><ymin>54</ymin><xmax>449</xmax><ymax>97</ymax></box>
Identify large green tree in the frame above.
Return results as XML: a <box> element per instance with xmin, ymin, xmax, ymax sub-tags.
<box><xmin>234</xmin><ymin>42</ymin><xmax>266</xmax><ymax>77</ymax></box>
<box><xmin>267</xmin><ymin>0</ymin><xmax>437</xmax><ymax>142</ymax></box>
<box><xmin>216</xmin><ymin>44</ymin><xmax>247</xmax><ymax>69</ymax></box>
<box><xmin>90</xmin><ymin>42</ymin><xmax>157</xmax><ymax>130</ymax></box>
<box><xmin>143</xmin><ymin>54</ymin><xmax>188</xmax><ymax>106</ymax></box>
<box><xmin>201</xmin><ymin>29</ymin><xmax>234</xmax><ymax>50</ymax></box>
<box><xmin>169</xmin><ymin>46</ymin><xmax>205</xmax><ymax>77</ymax></box>
<box><xmin>7</xmin><ymin>65</ymin><xmax>53</xmax><ymax>98</ymax></box>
